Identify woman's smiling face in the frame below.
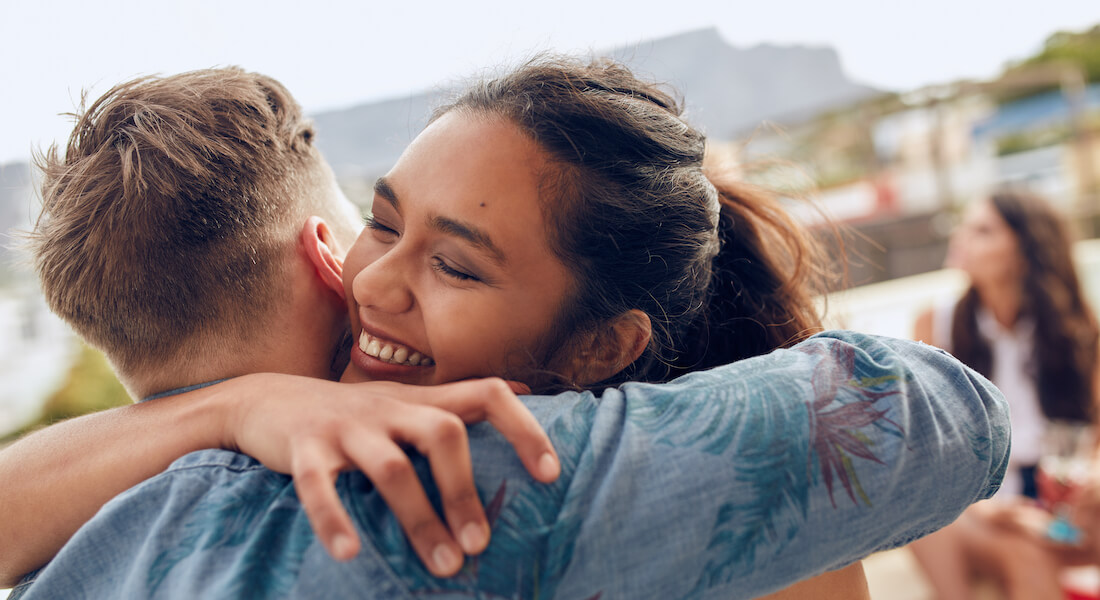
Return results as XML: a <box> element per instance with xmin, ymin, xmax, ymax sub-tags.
<box><xmin>341</xmin><ymin>111</ymin><xmax>576</xmax><ymax>386</ymax></box>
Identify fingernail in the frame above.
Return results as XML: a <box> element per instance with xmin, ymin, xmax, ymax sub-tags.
<box><xmin>459</xmin><ymin>522</ymin><xmax>488</xmax><ymax>554</ymax></box>
<box><xmin>433</xmin><ymin>543</ymin><xmax>461</xmax><ymax>573</ymax></box>
<box><xmin>332</xmin><ymin>533</ymin><xmax>357</xmax><ymax>560</ymax></box>
<box><xmin>538</xmin><ymin>452</ymin><xmax>560</xmax><ymax>481</ymax></box>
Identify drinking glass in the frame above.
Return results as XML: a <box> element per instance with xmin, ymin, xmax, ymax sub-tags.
<box><xmin>1037</xmin><ymin>420</ymin><xmax>1094</xmax><ymax>545</ymax></box>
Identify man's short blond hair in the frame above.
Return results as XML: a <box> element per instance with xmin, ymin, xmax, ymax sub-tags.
<box><xmin>31</xmin><ymin>67</ymin><xmax>354</xmax><ymax>378</ymax></box>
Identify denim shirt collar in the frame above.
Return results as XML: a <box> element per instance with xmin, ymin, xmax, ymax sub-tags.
<box><xmin>141</xmin><ymin>378</ymin><xmax>230</xmax><ymax>403</ymax></box>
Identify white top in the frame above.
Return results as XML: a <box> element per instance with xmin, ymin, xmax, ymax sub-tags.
<box><xmin>932</xmin><ymin>297</ymin><xmax>1042</xmax><ymax>498</ymax></box>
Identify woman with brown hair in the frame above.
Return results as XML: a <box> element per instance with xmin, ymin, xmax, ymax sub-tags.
<box><xmin>911</xmin><ymin>190</ymin><xmax>1099</xmax><ymax>599</ymax></box>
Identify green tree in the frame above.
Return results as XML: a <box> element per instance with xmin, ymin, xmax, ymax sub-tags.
<box><xmin>40</xmin><ymin>342</ymin><xmax>131</xmax><ymax>422</ymax></box>
<box><xmin>3</xmin><ymin>342</ymin><xmax>131</xmax><ymax>443</ymax></box>
<box><xmin>1023</xmin><ymin>26</ymin><xmax>1100</xmax><ymax>83</ymax></box>
<box><xmin>998</xmin><ymin>24</ymin><xmax>1100</xmax><ymax>101</ymax></box>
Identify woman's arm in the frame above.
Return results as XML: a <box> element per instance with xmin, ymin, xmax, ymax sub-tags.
<box><xmin>0</xmin><ymin>375</ymin><xmax>558</xmax><ymax>584</ymax></box>
<box><xmin>10</xmin><ymin>331</ymin><xmax>1009</xmax><ymax>600</ymax></box>
<box><xmin>546</xmin><ymin>330</ymin><xmax>1011</xmax><ymax>599</ymax></box>
<box><xmin>0</xmin><ymin>390</ymin><xmax>227</xmax><ymax>585</ymax></box>
<box><xmin>913</xmin><ymin>306</ymin><xmax>935</xmax><ymax>344</ymax></box>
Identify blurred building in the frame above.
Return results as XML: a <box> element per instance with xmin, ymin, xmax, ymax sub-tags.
<box><xmin>0</xmin><ymin>283</ymin><xmax>75</xmax><ymax>435</ymax></box>
<box><xmin>740</xmin><ymin>62</ymin><xmax>1100</xmax><ymax>288</ymax></box>
<box><xmin>0</xmin><ymin>162</ymin><xmax>76</xmax><ymax>437</ymax></box>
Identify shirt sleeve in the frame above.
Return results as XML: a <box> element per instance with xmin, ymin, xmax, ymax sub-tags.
<box><xmin>15</xmin><ymin>331</ymin><xmax>1008</xmax><ymax>600</ymax></box>
<box><xmin>542</xmin><ymin>330</ymin><xmax>1009</xmax><ymax>600</ymax></box>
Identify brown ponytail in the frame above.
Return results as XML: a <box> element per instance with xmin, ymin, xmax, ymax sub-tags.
<box><xmin>667</xmin><ymin>174</ymin><xmax>826</xmax><ymax>379</ymax></box>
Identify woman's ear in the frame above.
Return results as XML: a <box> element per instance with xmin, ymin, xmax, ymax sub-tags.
<box><xmin>565</xmin><ymin>309</ymin><xmax>652</xmax><ymax>386</ymax></box>
<box><xmin>299</xmin><ymin>216</ymin><xmax>345</xmax><ymax>301</ymax></box>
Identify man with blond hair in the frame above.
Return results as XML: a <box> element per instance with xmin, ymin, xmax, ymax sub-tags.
<box><xmin>5</xmin><ymin>67</ymin><xmax>1008</xmax><ymax>600</ymax></box>
<box><xmin>3</xmin><ymin>67</ymin><xmax>559</xmax><ymax>585</ymax></box>
<box><xmin>33</xmin><ymin>68</ymin><xmax>362</xmax><ymax>390</ymax></box>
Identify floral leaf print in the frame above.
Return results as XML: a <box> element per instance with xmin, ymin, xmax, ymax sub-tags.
<box><xmin>485</xmin><ymin>480</ymin><xmax>508</xmax><ymax>525</ymax></box>
<box><xmin>624</xmin><ymin>376</ymin><xmax>738</xmax><ymax>455</ymax></box>
<box><xmin>802</xmin><ymin>343</ymin><xmax>905</xmax><ymax>508</ymax></box>
<box><xmin>464</xmin><ymin>481</ymin><xmax>510</xmax><ymax>581</ymax></box>
<box><xmin>684</xmin><ymin>396</ymin><xmax>813</xmax><ymax>597</ymax></box>
<box><xmin>682</xmin><ymin>339</ymin><xmax>915</xmax><ymax>598</ymax></box>
<box><xmin>462</xmin><ymin>401</ymin><xmax>601</xmax><ymax>600</ymax></box>
<box><xmin>353</xmin><ymin>396</ymin><xmax>600</xmax><ymax>600</ymax></box>
<box><xmin>146</xmin><ymin>472</ymin><xmax>312</xmax><ymax>599</ymax></box>
<box><xmin>963</xmin><ymin>418</ymin><xmax>998</xmax><ymax>463</ymax></box>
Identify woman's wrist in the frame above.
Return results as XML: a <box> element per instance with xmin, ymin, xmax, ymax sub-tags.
<box><xmin>202</xmin><ymin>372</ymin><xmax>308</xmax><ymax>458</ymax></box>
<box><xmin>204</xmin><ymin>374</ymin><xmax>259</xmax><ymax>454</ymax></box>
<box><xmin>152</xmin><ymin>374</ymin><xmax>254</xmax><ymax>455</ymax></box>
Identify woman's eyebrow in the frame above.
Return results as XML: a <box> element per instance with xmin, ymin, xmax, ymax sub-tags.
<box><xmin>375</xmin><ymin>175</ymin><xmax>504</xmax><ymax>265</ymax></box>
<box><xmin>430</xmin><ymin>216</ymin><xmax>506</xmax><ymax>266</ymax></box>
<box><xmin>373</xmin><ymin>177</ymin><xmax>399</xmax><ymax>209</ymax></box>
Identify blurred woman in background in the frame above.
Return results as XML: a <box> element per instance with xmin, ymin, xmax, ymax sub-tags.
<box><xmin>910</xmin><ymin>190</ymin><xmax>1099</xmax><ymax>600</ymax></box>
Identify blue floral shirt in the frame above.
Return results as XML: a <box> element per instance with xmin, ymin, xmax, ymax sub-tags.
<box><xmin>13</xmin><ymin>332</ymin><xmax>1009</xmax><ymax>599</ymax></box>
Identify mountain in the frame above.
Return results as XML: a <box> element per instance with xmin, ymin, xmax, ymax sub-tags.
<box><xmin>311</xmin><ymin>94</ymin><xmax>439</xmax><ymax>181</ymax></box>
<box><xmin>311</xmin><ymin>27</ymin><xmax>879</xmax><ymax>181</ymax></box>
<box><xmin>606</xmin><ymin>28</ymin><xmax>878</xmax><ymax>137</ymax></box>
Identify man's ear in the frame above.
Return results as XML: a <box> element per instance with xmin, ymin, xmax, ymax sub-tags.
<box><xmin>299</xmin><ymin>216</ymin><xmax>345</xmax><ymax>301</ymax></box>
<box><xmin>564</xmin><ymin>309</ymin><xmax>652</xmax><ymax>386</ymax></box>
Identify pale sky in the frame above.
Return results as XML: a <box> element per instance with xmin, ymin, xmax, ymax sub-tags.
<box><xmin>1</xmin><ymin>0</ymin><xmax>1098</xmax><ymax>165</ymax></box>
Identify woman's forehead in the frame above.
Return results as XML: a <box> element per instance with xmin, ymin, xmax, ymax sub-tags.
<box><xmin>383</xmin><ymin>112</ymin><xmax>560</xmax><ymax>266</ymax></box>
<box><xmin>964</xmin><ymin>200</ymin><xmax>1005</xmax><ymax>227</ymax></box>
<box><xmin>391</xmin><ymin>112</ymin><xmax>545</xmax><ymax>202</ymax></box>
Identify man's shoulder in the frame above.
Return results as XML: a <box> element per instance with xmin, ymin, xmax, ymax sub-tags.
<box><xmin>112</xmin><ymin>448</ymin><xmax>285</xmax><ymax>512</ymax></box>
<box><xmin>101</xmin><ymin>449</ymin><xmax>283</xmax><ymax>517</ymax></box>
<box><xmin>164</xmin><ymin>448</ymin><xmax>265</xmax><ymax>473</ymax></box>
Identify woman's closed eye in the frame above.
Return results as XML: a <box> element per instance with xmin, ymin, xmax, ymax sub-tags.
<box><xmin>432</xmin><ymin>257</ymin><xmax>479</xmax><ymax>282</ymax></box>
<box><xmin>365</xmin><ymin>216</ymin><xmax>399</xmax><ymax>240</ymax></box>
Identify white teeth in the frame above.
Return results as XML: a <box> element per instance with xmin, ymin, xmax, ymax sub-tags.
<box><xmin>393</xmin><ymin>347</ymin><xmax>408</xmax><ymax>364</ymax></box>
<box><xmin>366</xmin><ymin>339</ymin><xmax>382</xmax><ymax>357</ymax></box>
<box><xmin>357</xmin><ymin>333</ymin><xmax>433</xmax><ymax>367</ymax></box>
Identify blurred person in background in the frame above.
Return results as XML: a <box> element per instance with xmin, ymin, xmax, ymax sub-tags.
<box><xmin>910</xmin><ymin>190</ymin><xmax>1099</xmax><ymax>600</ymax></box>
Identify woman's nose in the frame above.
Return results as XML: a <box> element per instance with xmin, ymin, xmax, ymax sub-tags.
<box><xmin>352</xmin><ymin>251</ymin><xmax>415</xmax><ymax>315</ymax></box>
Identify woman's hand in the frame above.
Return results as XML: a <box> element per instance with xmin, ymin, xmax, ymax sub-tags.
<box><xmin>214</xmin><ymin>374</ymin><xmax>560</xmax><ymax>577</ymax></box>
<box><xmin>1070</xmin><ymin>459</ymin><xmax>1100</xmax><ymax>562</ymax></box>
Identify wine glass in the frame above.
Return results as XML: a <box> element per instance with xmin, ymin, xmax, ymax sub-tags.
<box><xmin>1037</xmin><ymin>420</ymin><xmax>1094</xmax><ymax>545</ymax></box>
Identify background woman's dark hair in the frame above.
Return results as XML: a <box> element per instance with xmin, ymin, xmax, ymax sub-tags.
<box><xmin>951</xmin><ymin>191</ymin><xmax>1098</xmax><ymax>421</ymax></box>
<box><xmin>438</xmin><ymin>56</ymin><xmax>830</xmax><ymax>389</ymax></box>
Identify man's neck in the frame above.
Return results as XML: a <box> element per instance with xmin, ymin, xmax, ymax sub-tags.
<box><xmin>129</xmin><ymin>326</ymin><xmax>342</xmax><ymax>400</ymax></box>
<box><xmin>126</xmin><ymin>334</ymin><xmax>266</xmax><ymax>400</ymax></box>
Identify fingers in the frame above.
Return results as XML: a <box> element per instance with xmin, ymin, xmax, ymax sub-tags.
<box><xmin>1073</xmin><ymin>485</ymin><xmax>1100</xmax><ymax>555</ymax></box>
<box><xmin>291</xmin><ymin>437</ymin><xmax>360</xmax><ymax>561</ymax></box>
<box><xmin>342</xmin><ymin>429</ymin><xmax>465</xmax><ymax>577</ymax></box>
<box><xmin>398</xmin><ymin>409</ymin><xmax>491</xmax><ymax>557</ymax></box>
<box><xmin>285</xmin><ymin>377</ymin><xmax>561</xmax><ymax>577</ymax></box>
<box><xmin>418</xmin><ymin>379</ymin><xmax>561</xmax><ymax>483</ymax></box>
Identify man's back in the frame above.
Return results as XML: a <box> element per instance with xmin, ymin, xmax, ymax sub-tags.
<box><xmin>14</xmin><ymin>332</ymin><xmax>1009</xmax><ymax>600</ymax></box>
